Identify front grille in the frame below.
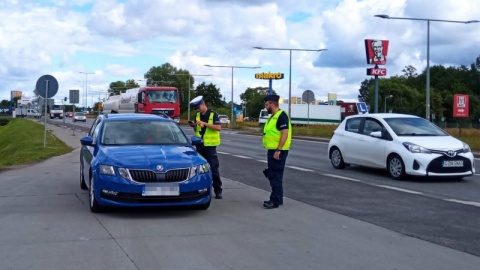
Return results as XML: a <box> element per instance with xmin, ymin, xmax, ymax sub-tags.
<box><xmin>426</xmin><ymin>156</ymin><xmax>472</xmax><ymax>174</ymax></box>
<box><xmin>101</xmin><ymin>190</ymin><xmax>209</xmax><ymax>203</ymax></box>
<box><xmin>129</xmin><ymin>169</ymin><xmax>190</xmax><ymax>183</ymax></box>
<box><xmin>152</xmin><ymin>109</ymin><xmax>174</xmax><ymax>116</ymax></box>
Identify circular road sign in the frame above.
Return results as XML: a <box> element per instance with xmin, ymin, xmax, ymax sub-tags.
<box><xmin>302</xmin><ymin>90</ymin><xmax>315</xmax><ymax>104</ymax></box>
<box><xmin>35</xmin><ymin>75</ymin><xmax>59</xmax><ymax>98</ymax></box>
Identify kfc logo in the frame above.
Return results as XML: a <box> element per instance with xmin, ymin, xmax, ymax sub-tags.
<box><xmin>367</xmin><ymin>68</ymin><xmax>387</xmax><ymax>76</ymax></box>
<box><xmin>365</xmin><ymin>39</ymin><xmax>389</xmax><ymax>65</ymax></box>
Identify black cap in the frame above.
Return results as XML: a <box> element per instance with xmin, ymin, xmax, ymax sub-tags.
<box><xmin>264</xmin><ymin>95</ymin><xmax>280</xmax><ymax>102</ymax></box>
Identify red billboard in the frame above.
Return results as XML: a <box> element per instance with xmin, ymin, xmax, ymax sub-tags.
<box><xmin>453</xmin><ymin>94</ymin><xmax>469</xmax><ymax>118</ymax></box>
<box><xmin>365</xmin><ymin>39</ymin><xmax>389</xmax><ymax>65</ymax></box>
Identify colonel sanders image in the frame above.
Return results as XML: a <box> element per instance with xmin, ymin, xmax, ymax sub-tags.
<box><xmin>369</xmin><ymin>40</ymin><xmax>386</xmax><ymax>65</ymax></box>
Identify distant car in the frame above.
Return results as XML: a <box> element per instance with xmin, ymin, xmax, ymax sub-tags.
<box><xmin>73</xmin><ymin>112</ymin><xmax>87</xmax><ymax>122</ymax></box>
<box><xmin>328</xmin><ymin>113</ymin><xmax>475</xmax><ymax>180</ymax></box>
<box><xmin>66</xmin><ymin>112</ymin><xmax>74</xmax><ymax>118</ymax></box>
<box><xmin>219</xmin><ymin>115</ymin><xmax>230</xmax><ymax>124</ymax></box>
<box><xmin>79</xmin><ymin>113</ymin><xmax>212</xmax><ymax>212</ymax></box>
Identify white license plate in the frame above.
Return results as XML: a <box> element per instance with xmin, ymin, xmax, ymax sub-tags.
<box><xmin>142</xmin><ymin>183</ymin><xmax>179</xmax><ymax>196</ymax></box>
<box><xmin>442</xmin><ymin>160</ymin><xmax>463</xmax><ymax>167</ymax></box>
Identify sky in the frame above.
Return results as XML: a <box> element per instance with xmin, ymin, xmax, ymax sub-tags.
<box><xmin>1</xmin><ymin>0</ymin><xmax>480</xmax><ymax>109</ymax></box>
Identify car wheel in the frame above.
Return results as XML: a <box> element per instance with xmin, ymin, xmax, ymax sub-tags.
<box><xmin>80</xmin><ymin>162</ymin><xmax>87</xmax><ymax>190</ymax></box>
<box><xmin>89</xmin><ymin>175</ymin><xmax>103</xmax><ymax>213</ymax></box>
<box><xmin>387</xmin><ymin>154</ymin><xmax>406</xmax><ymax>180</ymax></box>
<box><xmin>192</xmin><ymin>197</ymin><xmax>211</xmax><ymax>210</ymax></box>
<box><xmin>330</xmin><ymin>147</ymin><xmax>346</xmax><ymax>169</ymax></box>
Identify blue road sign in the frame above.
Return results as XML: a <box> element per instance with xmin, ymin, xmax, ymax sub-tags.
<box><xmin>35</xmin><ymin>75</ymin><xmax>59</xmax><ymax>98</ymax></box>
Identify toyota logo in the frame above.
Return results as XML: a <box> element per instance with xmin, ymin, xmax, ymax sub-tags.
<box><xmin>446</xmin><ymin>150</ymin><xmax>456</xmax><ymax>157</ymax></box>
<box><xmin>156</xmin><ymin>165</ymin><xmax>164</xmax><ymax>171</ymax></box>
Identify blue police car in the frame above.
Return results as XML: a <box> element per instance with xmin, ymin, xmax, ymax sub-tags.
<box><xmin>79</xmin><ymin>113</ymin><xmax>212</xmax><ymax>212</ymax></box>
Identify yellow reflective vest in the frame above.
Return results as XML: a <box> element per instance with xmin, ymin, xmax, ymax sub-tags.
<box><xmin>263</xmin><ymin>110</ymin><xmax>291</xmax><ymax>150</ymax></box>
<box><xmin>195</xmin><ymin>112</ymin><xmax>221</xmax><ymax>146</ymax></box>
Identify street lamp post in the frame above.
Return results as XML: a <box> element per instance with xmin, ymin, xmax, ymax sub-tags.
<box><xmin>374</xmin><ymin>15</ymin><xmax>479</xmax><ymax>121</ymax></box>
<box><xmin>253</xmin><ymin>47</ymin><xmax>327</xmax><ymax>117</ymax></box>
<box><xmin>168</xmin><ymin>73</ymin><xmax>212</xmax><ymax>121</ymax></box>
<box><xmin>204</xmin><ymin>65</ymin><xmax>260</xmax><ymax>126</ymax></box>
<box><xmin>78</xmin><ymin>71</ymin><xmax>94</xmax><ymax>110</ymax></box>
<box><xmin>384</xmin><ymin>94</ymin><xmax>393</xmax><ymax>113</ymax></box>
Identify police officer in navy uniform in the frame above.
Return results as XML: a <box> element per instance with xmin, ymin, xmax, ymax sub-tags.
<box><xmin>189</xmin><ymin>96</ymin><xmax>223</xmax><ymax>199</ymax></box>
<box><xmin>262</xmin><ymin>95</ymin><xmax>292</xmax><ymax>209</ymax></box>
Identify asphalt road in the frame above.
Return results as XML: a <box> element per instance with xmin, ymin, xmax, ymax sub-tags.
<box><xmin>46</xmin><ymin>118</ymin><xmax>480</xmax><ymax>257</ymax></box>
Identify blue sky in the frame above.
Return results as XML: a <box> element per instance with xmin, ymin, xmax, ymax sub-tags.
<box><xmin>1</xmin><ymin>0</ymin><xmax>480</xmax><ymax>108</ymax></box>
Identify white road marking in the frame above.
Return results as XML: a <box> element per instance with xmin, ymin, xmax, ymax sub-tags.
<box><xmin>374</xmin><ymin>185</ymin><xmax>424</xmax><ymax>195</ymax></box>
<box><xmin>217</xmin><ymin>151</ymin><xmax>230</xmax><ymax>155</ymax></box>
<box><xmin>323</xmin><ymin>174</ymin><xmax>361</xmax><ymax>182</ymax></box>
<box><xmin>444</xmin><ymin>199</ymin><xmax>480</xmax><ymax>208</ymax></box>
<box><xmin>287</xmin><ymin>166</ymin><xmax>314</xmax><ymax>172</ymax></box>
<box><xmin>232</xmin><ymin>155</ymin><xmax>251</xmax><ymax>159</ymax></box>
<box><xmin>257</xmin><ymin>160</ymin><xmax>268</xmax><ymax>163</ymax></box>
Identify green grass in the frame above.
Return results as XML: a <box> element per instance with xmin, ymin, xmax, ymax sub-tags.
<box><xmin>0</xmin><ymin>118</ymin><xmax>72</xmax><ymax>169</ymax></box>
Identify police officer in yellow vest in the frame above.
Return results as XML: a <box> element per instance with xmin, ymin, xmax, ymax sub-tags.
<box><xmin>189</xmin><ymin>96</ymin><xmax>223</xmax><ymax>199</ymax></box>
<box><xmin>262</xmin><ymin>95</ymin><xmax>292</xmax><ymax>209</ymax></box>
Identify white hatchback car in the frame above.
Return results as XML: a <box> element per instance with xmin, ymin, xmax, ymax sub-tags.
<box><xmin>73</xmin><ymin>112</ymin><xmax>87</xmax><ymax>122</ymax></box>
<box><xmin>219</xmin><ymin>115</ymin><xmax>230</xmax><ymax>124</ymax></box>
<box><xmin>328</xmin><ymin>113</ymin><xmax>475</xmax><ymax>180</ymax></box>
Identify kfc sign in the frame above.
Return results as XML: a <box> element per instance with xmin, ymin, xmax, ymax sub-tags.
<box><xmin>367</xmin><ymin>68</ymin><xmax>387</xmax><ymax>76</ymax></box>
<box><xmin>365</xmin><ymin>39</ymin><xmax>389</xmax><ymax>65</ymax></box>
<box><xmin>453</xmin><ymin>94</ymin><xmax>469</xmax><ymax>118</ymax></box>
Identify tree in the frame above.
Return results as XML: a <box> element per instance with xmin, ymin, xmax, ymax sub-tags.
<box><xmin>0</xmin><ymin>100</ymin><xmax>10</xmax><ymax>106</ymax></box>
<box><xmin>357</xmin><ymin>78</ymin><xmax>374</xmax><ymax>102</ymax></box>
<box><xmin>193</xmin><ymin>83</ymin><xmax>223</xmax><ymax>109</ymax></box>
<box><xmin>108</xmin><ymin>80</ymin><xmax>139</xmax><ymax>95</ymax></box>
<box><xmin>239</xmin><ymin>86</ymin><xmax>273</xmax><ymax>118</ymax></box>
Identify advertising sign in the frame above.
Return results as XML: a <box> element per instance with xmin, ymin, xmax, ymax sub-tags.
<box><xmin>367</xmin><ymin>68</ymin><xmax>387</xmax><ymax>76</ymax></box>
<box><xmin>364</xmin><ymin>39</ymin><xmax>389</xmax><ymax>65</ymax></box>
<box><xmin>453</xmin><ymin>94</ymin><xmax>469</xmax><ymax>118</ymax></box>
<box><xmin>11</xmin><ymin>91</ymin><xmax>22</xmax><ymax>98</ymax></box>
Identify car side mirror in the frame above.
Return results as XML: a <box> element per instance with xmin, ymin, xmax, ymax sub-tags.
<box><xmin>370</xmin><ymin>131</ymin><xmax>382</xmax><ymax>138</ymax></box>
<box><xmin>80</xmin><ymin>136</ymin><xmax>94</xmax><ymax>146</ymax></box>
<box><xmin>191</xmin><ymin>136</ymin><xmax>202</xmax><ymax>146</ymax></box>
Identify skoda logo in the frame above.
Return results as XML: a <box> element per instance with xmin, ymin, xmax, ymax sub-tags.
<box><xmin>446</xmin><ymin>150</ymin><xmax>456</xmax><ymax>157</ymax></box>
<box><xmin>156</xmin><ymin>165</ymin><xmax>164</xmax><ymax>171</ymax></box>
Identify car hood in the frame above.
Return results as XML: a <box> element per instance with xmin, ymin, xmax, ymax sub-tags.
<box><xmin>399</xmin><ymin>136</ymin><xmax>466</xmax><ymax>150</ymax></box>
<box><xmin>97</xmin><ymin>145</ymin><xmax>205</xmax><ymax>170</ymax></box>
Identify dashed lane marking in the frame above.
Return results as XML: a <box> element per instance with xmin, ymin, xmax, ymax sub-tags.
<box><xmin>232</xmin><ymin>155</ymin><xmax>251</xmax><ymax>159</ymax></box>
<box><xmin>323</xmin><ymin>174</ymin><xmax>361</xmax><ymax>182</ymax></box>
<box><xmin>287</xmin><ymin>166</ymin><xmax>314</xmax><ymax>172</ymax></box>
<box><xmin>444</xmin><ymin>199</ymin><xmax>480</xmax><ymax>208</ymax></box>
<box><xmin>374</xmin><ymin>185</ymin><xmax>424</xmax><ymax>195</ymax></box>
<box><xmin>218</xmin><ymin>151</ymin><xmax>230</xmax><ymax>155</ymax></box>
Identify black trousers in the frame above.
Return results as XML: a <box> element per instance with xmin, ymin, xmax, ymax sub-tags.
<box><xmin>196</xmin><ymin>144</ymin><xmax>222</xmax><ymax>193</ymax></box>
<box><xmin>267</xmin><ymin>149</ymin><xmax>289</xmax><ymax>205</ymax></box>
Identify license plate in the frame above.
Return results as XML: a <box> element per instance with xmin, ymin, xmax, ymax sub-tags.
<box><xmin>442</xmin><ymin>160</ymin><xmax>463</xmax><ymax>167</ymax></box>
<box><xmin>142</xmin><ymin>183</ymin><xmax>179</xmax><ymax>196</ymax></box>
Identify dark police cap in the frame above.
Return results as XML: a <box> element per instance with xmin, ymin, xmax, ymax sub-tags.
<box><xmin>264</xmin><ymin>95</ymin><xmax>280</xmax><ymax>102</ymax></box>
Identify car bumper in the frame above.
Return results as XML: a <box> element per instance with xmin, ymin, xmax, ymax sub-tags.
<box><xmin>403</xmin><ymin>152</ymin><xmax>475</xmax><ymax>177</ymax></box>
<box><xmin>94</xmin><ymin>173</ymin><xmax>212</xmax><ymax>207</ymax></box>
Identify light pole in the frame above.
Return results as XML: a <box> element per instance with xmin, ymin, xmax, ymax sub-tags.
<box><xmin>374</xmin><ymin>15</ymin><xmax>479</xmax><ymax>121</ymax></box>
<box><xmin>253</xmin><ymin>47</ymin><xmax>327</xmax><ymax>117</ymax></box>
<box><xmin>204</xmin><ymin>65</ymin><xmax>260</xmax><ymax>126</ymax></box>
<box><xmin>168</xmin><ymin>73</ymin><xmax>212</xmax><ymax>121</ymax></box>
<box><xmin>78</xmin><ymin>71</ymin><xmax>94</xmax><ymax>110</ymax></box>
<box><xmin>384</xmin><ymin>94</ymin><xmax>393</xmax><ymax>113</ymax></box>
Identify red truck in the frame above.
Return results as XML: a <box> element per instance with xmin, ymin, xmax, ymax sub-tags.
<box><xmin>103</xmin><ymin>86</ymin><xmax>181</xmax><ymax>123</ymax></box>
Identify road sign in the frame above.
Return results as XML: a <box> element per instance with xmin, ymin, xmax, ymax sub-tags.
<box><xmin>69</xmin><ymin>89</ymin><xmax>80</xmax><ymax>104</ymax></box>
<box><xmin>356</xmin><ymin>102</ymin><xmax>368</xmax><ymax>114</ymax></box>
<box><xmin>453</xmin><ymin>94</ymin><xmax>469</xmax><ymax>118</ymax></box>
<box><xmin>302</xmin><ymin>90</ymin><xmax>315</xmax><ymax>104</ymax></box>
<box><xmin>35</xmin><ymin>75</ymin><xmax>59</xmax><ymax>98</ymax></box>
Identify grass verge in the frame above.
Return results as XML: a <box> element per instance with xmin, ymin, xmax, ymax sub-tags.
<box><xmin>0</xmin><ymin>118</ymin><xmax>73</xmax><ymax>170</ymax></box>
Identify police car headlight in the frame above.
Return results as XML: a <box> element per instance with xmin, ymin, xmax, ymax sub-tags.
<box><xmin>100</xmin><ymin>165</ymin><xmax>115</xmax><ymax>176</ymax></box>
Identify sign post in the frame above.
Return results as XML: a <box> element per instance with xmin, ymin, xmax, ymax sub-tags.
<box><xmin>35</xmin><ymin>75</ymin><xmax>59</xmax><ymax>148</ymax></box>
<box><xmin>453</xmin><ymin>94</ymin><xmax>469</xmax><ymax>138</ymax></box>
<box><xmin>364</xmin><ymin>39</ymin><xmax>389</xmax><ymax>113</ymax></box>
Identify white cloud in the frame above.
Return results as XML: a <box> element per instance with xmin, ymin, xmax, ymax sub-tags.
<box><xmin>1</xmin><ymin>0</ymin><xmax>480</xmax><ymax>109</ymax></box>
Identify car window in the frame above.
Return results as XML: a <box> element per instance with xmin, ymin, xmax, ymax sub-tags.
<box><xmin>89</xmin><ymin>117</ymin><xmax>102</xmax><ymax>137</ymax></box>
<box><xmin>362</xmin><ymin>118</ymin><xmax>383</xmax><ymax>135</ymax></box>
<box><xmin>91</xmin><ymin>119</ymin><xmax>102</xmax><ymax>144</ymax></box>
<box><xmin>101</xmin><ymin>120</ymin><xmax>189</xmax><ymax>145</ymax></box>
<box><xmin>345</xmin><ymin>117</ymin><xmax>362</xmax><ymax>133</ymax></box>
<box><xmin>384</xmin><ymin>117</ymin><xmax>448</xmax><ymax>136</ymax></box>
